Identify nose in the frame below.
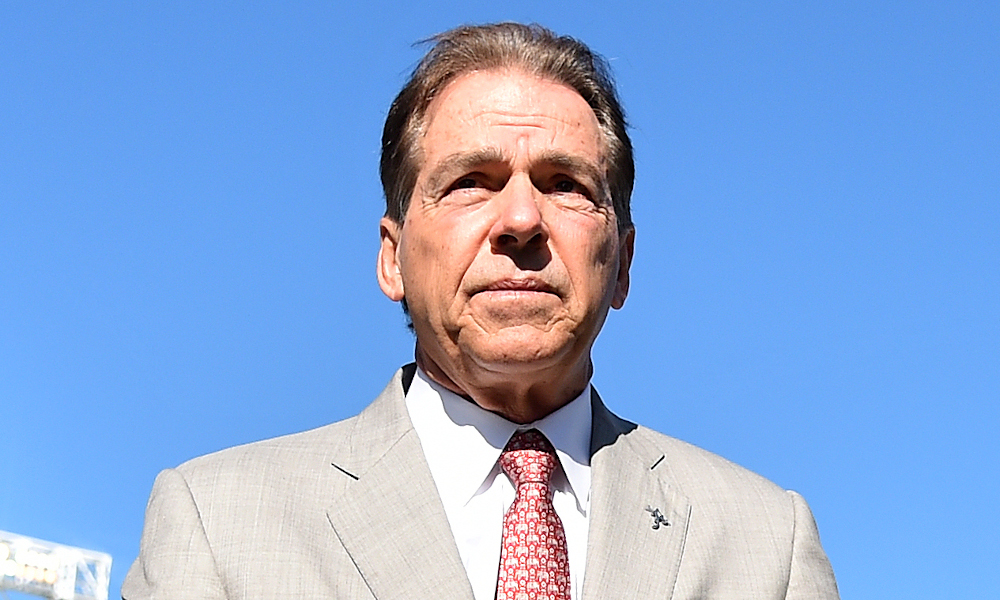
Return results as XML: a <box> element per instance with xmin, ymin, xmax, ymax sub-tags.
<box><xmin>489</xmin><ymin>176</ymin><xmax>547</xmax><ymax>251</ymax></box>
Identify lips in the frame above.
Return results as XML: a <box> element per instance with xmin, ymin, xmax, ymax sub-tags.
<box><xmin>472</xmin><ymin>278</ymin><xmax>559</xmax><ymax>296</ymax></box>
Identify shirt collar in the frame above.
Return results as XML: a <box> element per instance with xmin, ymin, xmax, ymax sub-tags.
<box><xmin>405</xmin><ymin>367</ymin><xmax>592</xmax><ymax>514</ymax></box>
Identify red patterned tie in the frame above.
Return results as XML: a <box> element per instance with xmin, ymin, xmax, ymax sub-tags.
<box><xmin>496</xmin><ymin>429</ymin><xmax>570</xmax><ymax>600</ymax></box>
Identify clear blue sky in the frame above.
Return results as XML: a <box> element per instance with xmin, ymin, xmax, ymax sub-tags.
<box><xmin>2</xmin><ymin>1</ymin><xmax>997</xmax><ymax>598</ymax></box>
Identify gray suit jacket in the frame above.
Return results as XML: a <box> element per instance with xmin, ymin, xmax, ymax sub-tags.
<box><xmin>123</xmin><ymin>366</ymin><xmax>839</xmax><ymax>599</ymax></box>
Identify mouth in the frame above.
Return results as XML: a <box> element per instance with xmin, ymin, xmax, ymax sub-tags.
<box><xmin>472</xmin><ymin>278</ymin><xmax>559</xmax><ymax>296</ymax></box>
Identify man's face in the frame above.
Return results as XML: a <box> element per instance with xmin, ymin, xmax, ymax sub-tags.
<box><xmin>378</xmin><ymin>69</ymin><xmax>633</xmax><ymax>394</ymax></box>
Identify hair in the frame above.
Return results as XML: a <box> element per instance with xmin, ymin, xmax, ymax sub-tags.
<box><xmin>380</xmin><ymin>22</ymin><xmax>634</xmax><ymax>231</ymax></box>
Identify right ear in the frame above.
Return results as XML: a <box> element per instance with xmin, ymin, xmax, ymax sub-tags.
<box><xmin>377</xmin><ymin>217</ymin><xmax>405</xmax><ymax>302</ymax></box>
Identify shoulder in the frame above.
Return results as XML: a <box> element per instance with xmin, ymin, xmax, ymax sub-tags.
<box><xmin>593</xmin><ymin>392</ymin><xmax>791</xmax><ymax>506</ymax></box>
<box><xmin>174</xmin><ymin>416</ymin><xmax>357</xmax><ymax>485</ymax></box>
<box><xmin>631</xmin><ymin>424</ymin><xmax>791</xmax><ymax>502</ymax></box>
<box><xmin>124</xmin><ymin>373</ymin><xmax>412</xmax><ymax>599</ymax></box>
<box><xmin>593</xmin><ymin>399</ymin><xmax>804</xmax><ymax>544</ymax></box>
<box><xmin>169</xmin><ymin>367</ymin><xmax>411</xmax><ymax>502</ymax></box>
<box><xmin>625</xmin><ymin>426</ymin><xmax>839</xmax><ymax>598</ymax></box>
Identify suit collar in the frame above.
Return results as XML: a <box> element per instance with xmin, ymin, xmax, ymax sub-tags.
<box><xmin>583</xmin><ymin>388</ymin><xmax>692</xmax><ymax>600</ymax></box>
<box><xmin>325</xmin><ymin>367</ymin><xmax>475</xmax><ymax>600</ymax></box>
<box><xmin>325</xmin><ymin>369</ymin><xmax>691</xmax><ymax>600</ymax></box>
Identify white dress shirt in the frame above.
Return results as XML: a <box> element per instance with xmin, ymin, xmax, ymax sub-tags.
<box><xmin>405</xmin><ymin>368</ymin><xmax>592</xmax><ymax>600</ymax></box>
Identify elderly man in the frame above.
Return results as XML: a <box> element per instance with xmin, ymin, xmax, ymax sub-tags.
<box><xmin>123</xmin><ymin>23</ymin><xmax>839</xmax><ymax>600</ymax></box>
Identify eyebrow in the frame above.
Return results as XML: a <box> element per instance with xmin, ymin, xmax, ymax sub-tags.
<box><xmin>424</xmin><ymin>148</ymin><xmax>510</xmax><ymax>194</ymax></box>
<box><xmin>423</xmin><ymin>147</ymin><xmax>609</xmax><ymax>201</ymax></box>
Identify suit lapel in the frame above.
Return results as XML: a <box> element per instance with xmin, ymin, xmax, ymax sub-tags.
<box><xmin>325</xmin><ymin>372</ymin><xmax>474</xmax><ymax>600</ymax></box>
<box><xmin>582</xmin><ymin>391</ymin><xmax>691</xmax><ymax>600</ymax></box>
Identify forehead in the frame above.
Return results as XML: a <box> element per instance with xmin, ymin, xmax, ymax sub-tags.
<box><xmin>420</xmin><ymin>69</ymin><xmax>604</xmax><ymax>161</ymax></box>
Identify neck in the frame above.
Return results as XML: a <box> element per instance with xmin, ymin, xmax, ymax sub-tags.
<box><xmin>415</xmin><ymin>344</ymin><xmax>592</xmax><ymax>424</ymax></box>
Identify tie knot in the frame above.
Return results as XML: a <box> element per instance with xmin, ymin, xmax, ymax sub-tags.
<box><xmin>499</xmin><ymin>429</ymin><xmax>558</xmax><ymax>488</ymax></box>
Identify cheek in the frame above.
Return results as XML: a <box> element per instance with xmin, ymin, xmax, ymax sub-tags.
<box><xmin>592</xmin><ymin>230</ymin><xmax>618</xmax><ymax>266</ymax></box>
<box><xmin>560</xmin><ymin>221</ymin><xmax>618</xmax><ymax>267</ymax></box>
<box><xmin>558</xmin><ymin>228</ymin><xmax>621</xmax><ymax>304</ymax></box>
<box><xmin>398</xmin><ymin>227</ymin><xmax>468</xmax><ymax>308</ymax></box>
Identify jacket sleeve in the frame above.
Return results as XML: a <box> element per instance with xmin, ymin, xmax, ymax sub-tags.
<box><xmin>122</xmin><ymin>469</ymin><xmax>229</xmax><ymax>600</ymax></box>
<box><xmin>785</xmin><ymin>491</ymin><xmax>840</xmax><ymax>599</ymax></box>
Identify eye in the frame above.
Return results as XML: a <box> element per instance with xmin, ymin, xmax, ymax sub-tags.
<box><xmin>553</xmin><ymin>179</ymin><xmax>579</xmax><ymax>193</ymax></box>
<box><xmin>453</xmin><ymin>176</ymin><xmax>479</xmax><ymax>189</ymax></box>
<box><xmin>446</xmin><ymin>174</ymin><xmax>490</xmax><ymax>194</ymax></box>
<box><xmin>441</xmin><ymin>173</ymin><xmax>496</xmax><ymax>203</ymax></box>
<box><xmin>549</xmin><ymin>176</ymin><xmax>593</xmax><ymax>199</ymax></box>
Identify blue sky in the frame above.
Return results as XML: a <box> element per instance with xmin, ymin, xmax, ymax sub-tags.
<box><xmin>1</xmin><ymin>1</ymin><xmax>997</xmax><ymax>598</ymax></box>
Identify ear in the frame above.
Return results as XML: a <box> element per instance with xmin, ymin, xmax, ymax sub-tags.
<box><xmin>377</xmin><ymin>217</ymin><xmax>405</xmax><ymax>302</ymax></box>
<box><xmin>611</xmin><ymin>226</ymin><xmax>634</xmax><ymax>310</ymax></box>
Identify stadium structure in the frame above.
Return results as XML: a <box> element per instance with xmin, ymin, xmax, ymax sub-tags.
<box><xmin>0</xmin><ymin>530</ymin><xmax>111</xmax><ymax>600</ymax></box>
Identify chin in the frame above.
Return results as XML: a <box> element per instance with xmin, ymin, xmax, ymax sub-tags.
<box><xmin>461</xmin><ymin>330</ymin><xmax>572</xmax><ymax>373</ymax></box>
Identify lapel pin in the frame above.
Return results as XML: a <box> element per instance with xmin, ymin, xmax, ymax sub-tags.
<box><xmin>645</xmin><ymin>506</ymin><xmax>670</xmax><ymax>530</ymax></box>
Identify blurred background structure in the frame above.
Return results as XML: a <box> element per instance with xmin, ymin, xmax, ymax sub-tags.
<box><xmin>1</xmin><ymin>531</ymin><xmax>111</xmax><ymax>600</ymax></box>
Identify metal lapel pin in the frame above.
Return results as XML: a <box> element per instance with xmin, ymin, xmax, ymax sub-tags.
<box><xmin>645</xmin><ymin>506</ymin><xmax>670</xmax><ymax>530</ymax></box>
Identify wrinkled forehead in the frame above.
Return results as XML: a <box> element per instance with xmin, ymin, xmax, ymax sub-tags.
<box><xmin>419</xmin><ymin>68</ymin><xmax>606</xmax><ymax>163</ymax></box>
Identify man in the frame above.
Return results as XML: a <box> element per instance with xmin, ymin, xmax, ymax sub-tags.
<box><xmin>123</xmin><ymin>23</ymin><xmax>839</xmax><ymax>599</ymax></box>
